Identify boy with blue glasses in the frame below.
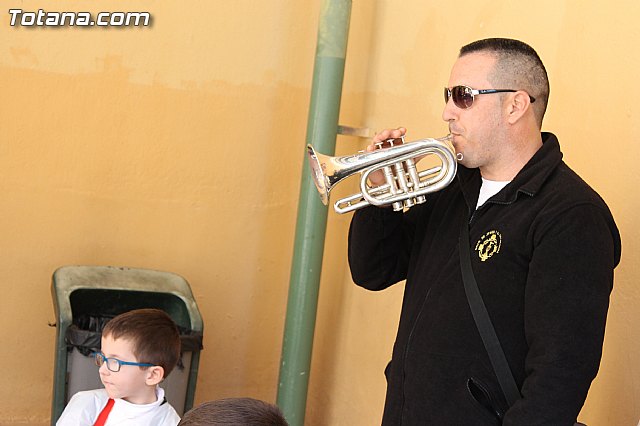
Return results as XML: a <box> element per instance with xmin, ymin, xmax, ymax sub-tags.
<box><xmin>57</xmin><ymin>308</ymin><xmax>182</xmax><ymax>425</ymax></box>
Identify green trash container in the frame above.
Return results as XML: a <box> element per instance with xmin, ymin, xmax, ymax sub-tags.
<box><xmin>50</xmin><ymin>265</ymin><xmax>204</xmax><ymax>425</ymax></box>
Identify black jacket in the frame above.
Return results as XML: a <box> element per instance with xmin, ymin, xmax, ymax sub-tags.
<box><xmin>348</xmin><ymin>133</ymin><xmax>621</xmax><ymax>425</ymax></box>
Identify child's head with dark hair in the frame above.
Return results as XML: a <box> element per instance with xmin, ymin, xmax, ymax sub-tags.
<box><xmin>102</xmin><ymin>308</ymin><xmax>181</xmax><ymax>378</ymax></box>
<box><xmin>178</xmin><ymin>398</ymin><xmax>288</xmax><ymax>426</ymax></box>
<box><xmin>97</xmin><ymin>308</ymin><xmax>181</xmax><ymax>404</ymax></box>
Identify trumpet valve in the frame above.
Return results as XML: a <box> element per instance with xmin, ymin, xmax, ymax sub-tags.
<box><xmin>388</xmin><ymin>136</ymin><xmax>405</xmax><ymax>147</ymax></box>
<box><xmin>403</xmin><ymin>198</ymin><xmax>415</xmax><ymax>209</ymax></box>
<box><xmin>377</xmin><ymin>136</ymin><xmax>405</xmax><ymax>150</ymax></box>
<box><xmin>393</xmin><ymin>163</ymin><xmax>410</xmax><ymax>194</ymax></box>
<box><xmin>383</xmin><ymin>166</ymin><xmax>398</xmax><ymax>195</ymax></box>
<box><xmin>404</xmin><ymin>158</ymin><xmax>421</xmax><ymax>189</ymax></box>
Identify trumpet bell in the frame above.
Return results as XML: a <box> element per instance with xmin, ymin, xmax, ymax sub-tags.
<box><xmin>307</xmin><ymin>145</ymin><xmax>330</xmax><ymax>205</ymax></box>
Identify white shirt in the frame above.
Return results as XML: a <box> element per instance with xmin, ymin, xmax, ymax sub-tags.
<box><xmin>476</xmin><ymin>177</ymin><xmax>510</xmax><ymax>209</ymax></box>
<box><xmin>56</xmin><ymin>386</ymin><xmax>180</xmax><ymax>426</ymax></box>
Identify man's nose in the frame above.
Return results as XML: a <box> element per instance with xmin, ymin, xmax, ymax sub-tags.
<box><xmin>442</xmin><ymin>97</ymin><xmax>457</xmax><ymax>122</ymax></box>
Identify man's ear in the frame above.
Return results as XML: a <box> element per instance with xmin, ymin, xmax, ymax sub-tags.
<box><xmin>506</xmin><ymin>90</ymin><xmax>533</xmax><ymax>124</ymax></box>
<box><xmin>145</xmin><ymin>366</ymin><xmax>165</xmax><ymax>386</ymax></box>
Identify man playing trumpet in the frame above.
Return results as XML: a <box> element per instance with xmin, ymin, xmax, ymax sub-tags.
<box><xmin>348</xmin><ymin>38</ymin><xmax>621</xmax><ymax>425</ymax></box>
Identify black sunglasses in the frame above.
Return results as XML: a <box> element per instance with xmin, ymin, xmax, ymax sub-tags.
<box><xmin>444</xmin><ymin>85</ymin><xmax>536</xmax><ymax>109</ymax></box>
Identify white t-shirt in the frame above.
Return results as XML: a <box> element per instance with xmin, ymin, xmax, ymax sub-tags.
<box><xmin>476</xmin><ymin>177</ymin><xmax>510</xmax><ymax>209</ymax></box>
<box><xmin>56</xmin><ymin>386</ymin><xmax>180</xmax><ymax>426</ymax></box>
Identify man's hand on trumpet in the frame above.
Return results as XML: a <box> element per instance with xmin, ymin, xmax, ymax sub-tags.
<box><xmin>367</xmin><ymin>127</ymin><xmax>407</xmax><ymax>152</ymax></box>
<box><xmin>365</xmin><ymin>127</ymin><xmax>407</xmax><ymax>186</ymax></box>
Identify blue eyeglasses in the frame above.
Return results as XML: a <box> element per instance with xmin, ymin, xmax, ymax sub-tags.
<box><xmin>93</xmin><ymin>351</ymin><xmax>155</xmax><ymax>372</ymax></box>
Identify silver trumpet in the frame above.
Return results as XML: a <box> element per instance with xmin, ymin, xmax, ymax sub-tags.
<box><xmin>307</xmin><ymin>135</ymin><xmax>458</xmax><ymax>214</ymax></box>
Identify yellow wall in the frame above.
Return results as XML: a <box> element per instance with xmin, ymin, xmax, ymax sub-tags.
<box><xmin>1</xmin><ymin>1</ymin><xmax>638</xmax><ymax>425</ymax></box>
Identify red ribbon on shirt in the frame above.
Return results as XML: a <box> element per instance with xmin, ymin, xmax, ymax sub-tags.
<box><xmin>93</xmin><ymin>398</ymin><xmax>115</xmax><ymax>426</ymax></box>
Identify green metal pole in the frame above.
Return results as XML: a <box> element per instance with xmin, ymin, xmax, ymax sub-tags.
<box><xmin>277</xmin><ymin>1</ymin><xmax>352</xmax><ymax>425</ymax></box>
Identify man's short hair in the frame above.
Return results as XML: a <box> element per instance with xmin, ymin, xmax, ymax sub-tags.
<box><xmin>102</xmin><ymin>308</ymin><xmax>181</xmax><ymax>378</ymax></box>
<box><xmin>460</xmin><ymin>38</ymin><xmax>549</xmax><ymax>127</ymax></box>
<box><xmin>178</xmin><ymin>398</ymin><xmax>288</xmax><ymax>426</ymax></box>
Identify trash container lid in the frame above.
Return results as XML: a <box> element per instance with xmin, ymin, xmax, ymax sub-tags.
<box><xmin>52</xmin><ymin>265</ymin><xmax>203</xmax><ymax>332</ymax></box>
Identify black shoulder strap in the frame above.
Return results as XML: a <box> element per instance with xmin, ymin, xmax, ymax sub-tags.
<box><xmin>459</xmin><ymin>219</ymin><xmax>521</xmax><ymax>407</ymax></box>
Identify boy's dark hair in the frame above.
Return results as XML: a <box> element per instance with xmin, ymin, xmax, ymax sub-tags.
<box><xmin>460</xmin><ymin>38</ymin><xmax>549</xmax><ymax>127</ymax></box>
<box><xmin>178</xmin><ymin>398</ymin><xmax>288</xmax><ymax>426</ymax></box>
<box><xmin>102</xmin><ymin>308</ymin><xmax>181</xmax><ymax>378</ymax></box>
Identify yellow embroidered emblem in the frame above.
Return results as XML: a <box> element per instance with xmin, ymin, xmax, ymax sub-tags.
<box><xmin>475</xmin><ymin>230</ymin><xmax>502</xmax><ymax>262</ymax></box>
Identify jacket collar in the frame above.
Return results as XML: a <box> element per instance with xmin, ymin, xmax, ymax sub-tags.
<box><xmin>458</xmin><ymin>132</ymin><xmax>564</xmax><ymax>210</ymax></box>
